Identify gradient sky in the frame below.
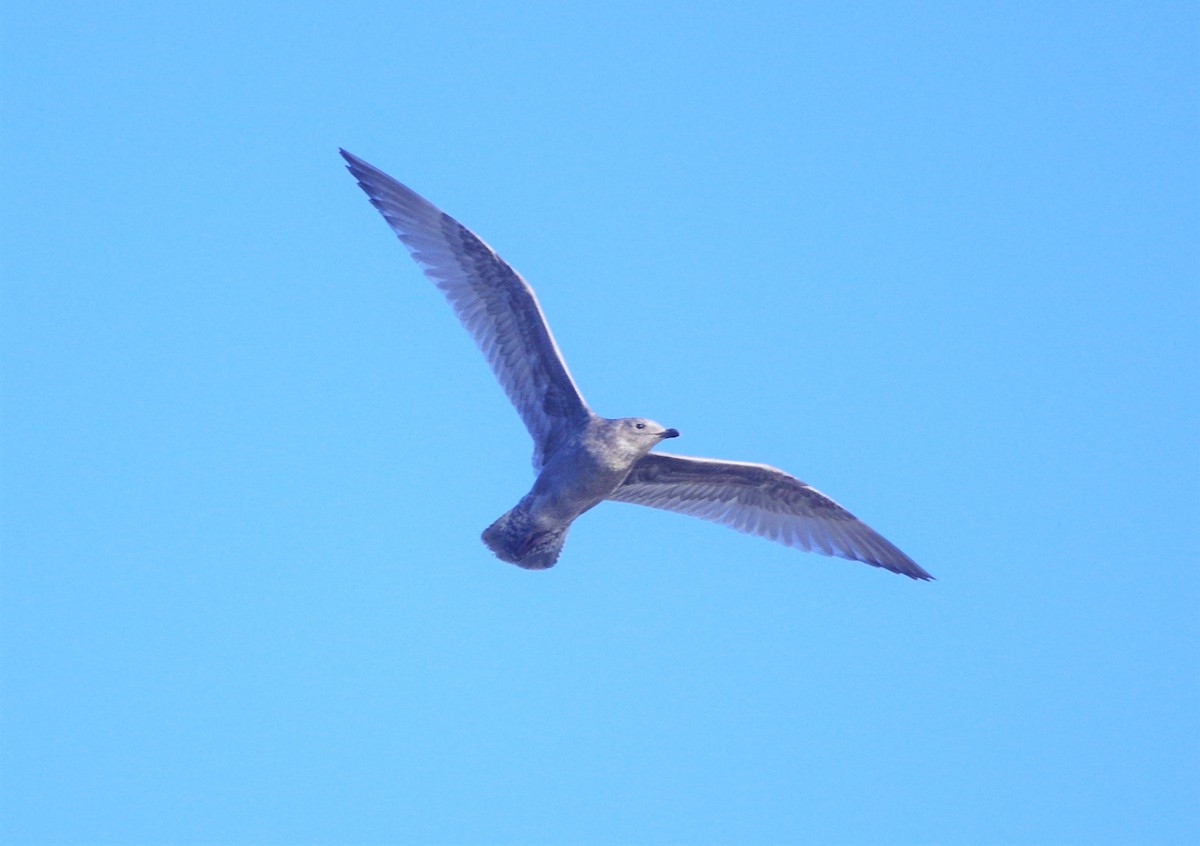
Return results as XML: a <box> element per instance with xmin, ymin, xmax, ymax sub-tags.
<box><xmin>3</xmin><ymin>2</ymin><xmax>1197</xmax><ymax>844</ymax></box>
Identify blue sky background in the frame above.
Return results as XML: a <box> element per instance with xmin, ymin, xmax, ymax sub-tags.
<box><xmin>2</xmin><ymin>2</ymin><xmax>1197</xmax><ymax>844</ymax></box>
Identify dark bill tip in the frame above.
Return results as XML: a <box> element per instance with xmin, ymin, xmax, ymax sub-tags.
<box><xmin>660</xmin><ymin>428</ymin><xmax>680</xmax><ymax>439</ymax></box>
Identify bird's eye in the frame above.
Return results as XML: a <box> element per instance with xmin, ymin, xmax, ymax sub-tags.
<box><xmin>635</xmin><ymin>423</ymin><xmax>646</xmax><ymax>429</ymax></box>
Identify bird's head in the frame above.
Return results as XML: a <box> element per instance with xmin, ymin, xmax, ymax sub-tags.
<box><xmin>609</xmin><ymin>417</ymin><xmax>680</xmax><ymax>458</ymax></box>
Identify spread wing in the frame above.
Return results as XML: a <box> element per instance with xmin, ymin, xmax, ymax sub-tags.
<box><xmin>341</xmin><ymin>150</ymin><xmax>590</xmax><ymax>468</ymax></box>
<box><xmin>610</xmin><ymin>452</ymin><xmax>931</xmax><ymax>580</ymax></box>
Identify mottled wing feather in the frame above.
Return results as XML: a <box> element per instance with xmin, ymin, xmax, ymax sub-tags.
<box><xmin>610</xmin><ymin>452</ymin><xmax>931</xmax><ymax>580</ymax></box>
<box><xmin>341</xmin><ymin>150</ymin><xmax>589</xmax><ymax>468</ymax></box>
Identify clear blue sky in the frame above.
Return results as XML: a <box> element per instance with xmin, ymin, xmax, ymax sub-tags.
<box><xmin>2</xmin><ymin>2</ymin><xmax>1197</xmax><ymax>844</ymax></box>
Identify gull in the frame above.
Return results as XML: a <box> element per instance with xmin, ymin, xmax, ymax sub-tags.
<box><xmin>341</xmin><ymin>150</ymin><xmax>931</xmax><ymax>580</ymax></box>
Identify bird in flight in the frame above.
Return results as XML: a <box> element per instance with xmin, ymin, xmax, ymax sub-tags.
<box><xmin>341</xmin><ymin>150</ymin><xmax>931</xmax><ymax>580</ymax></box>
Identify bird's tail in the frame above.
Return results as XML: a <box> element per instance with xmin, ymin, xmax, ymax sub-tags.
<box><xmin>481</xmin><ymin>504</ymin><xmax>569</xmax><ymax>570</ymax></box>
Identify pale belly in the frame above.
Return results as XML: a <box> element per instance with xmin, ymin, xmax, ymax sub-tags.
<box><xmin>524</xmin><ymin>444</ymin><xmax>633</xmax><ymax>526</ymax></box>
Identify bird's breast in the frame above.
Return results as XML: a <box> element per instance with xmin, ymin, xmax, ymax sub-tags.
<box><xmin>528</xmin><ymin>443</ymin><xmax>631</xmax><ymax>523</ymax></box>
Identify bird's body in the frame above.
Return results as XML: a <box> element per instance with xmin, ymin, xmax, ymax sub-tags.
<box><xmin>341</xmin><ymin>150</ymin><xmax>932</xmax><ymax>580</ymax></box>
<box><xmin>483</xmin><ymin>415</ymin><xmax>679</xmax><ymax>569</ymax></box>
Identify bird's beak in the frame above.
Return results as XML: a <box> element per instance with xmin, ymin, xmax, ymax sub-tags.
<box><xmin>660</xmin><ymin>428</ymin><xmax>680</xmax><ymax>439</ymax></box>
